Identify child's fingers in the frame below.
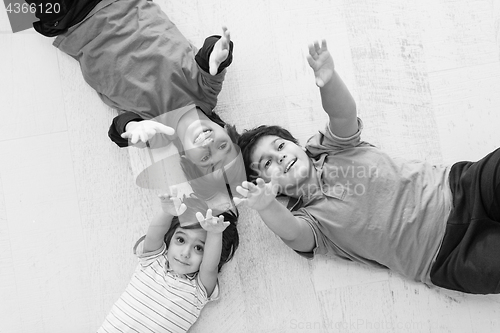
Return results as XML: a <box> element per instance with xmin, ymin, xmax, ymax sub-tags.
<box><xmin>130</xmin><ymin>132</ymin><xmax>139</xmax><ymax>144</ymax></box>
<box><xmin>170</xmin><ymin>186</ymin><xmax>178</xmax><ymax>197</ymax></box>
<box><xmin>216</xmin><ymin>215</ymin><xmax>230</xmax><ymax>230</ymax></box>
<box><xmin>235</xmin><ymin>186</ymin><xmax>248</xmax><ymax>197</ymax></box>
<box><xmin>219</xmin><ymin>26</ymin><xmax>230</xmax><ymax>48</ymax></box>
<box><xmin>174</xmin><ymin>200</ymin><xmax>187</xmax><ymax>215</ymax></box>
<box><xmin>232</xmin><ymin>197</ymin><xmax>246</xmax><ymax>206</ymax></box>
<box><xmin>178</xmin><ymin>203</ymin><xmax>187</xmax><ymax>215</ymax></box>
<box><xmin>255</xmin><ymin>178</ymin><xmax>266</xmax><ymax>188</ymax></box>
<box><xmin>320</xmin><ymin>39</ymin><xmax>328</xmax><ymax>52</ymax></box>
<box><xmin>222</xmin><ymin>26</ymin><xmax>230</xmax><ymax>40</ymax></box>
<box><xmin>308</xmin><ymin>44</ymin><xmax>318</xmax><ymax>59</ymax></box>
<box><xmin>306</xmin><ymin>55</ymin><xmax>316</xmax><ymax>69</ymax></box>
<box><xmin>139</xmin><ymin>131</ymin><xmax>148</xmax><ymax>143</ymax></box>
<box><xmin>205</xmin><ymin>209</ymin><xmax>213</xmax><ymax>221</ymax></box>
<box><xmin>195</xmin><ymin>212</ymin><xmax>205</xmax><ymax>223</ymax></box>
<box><xmin>314</xmin><ymin>41</ymin><xmax>321</xmax><ymax>53</ymax></box>
<box><xmin>242</xmin><ymin>180</ymin><xmax>257</xmax><ymax>191</ymax></box>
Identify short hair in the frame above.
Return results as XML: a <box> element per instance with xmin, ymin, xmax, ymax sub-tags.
<box><xmin>237</xmin><ymin>125</ymin><xmax>299</xmax><ymax>181</ymax></box>
<box><xmin>163</xmin><ymin>195</ymin><xmax>239</xmax><ymax>272</ymax></box>
<box><xmin>205</xmin><ymin>111</ymin><xmax>241</xmax><ymax>144</ymax></box>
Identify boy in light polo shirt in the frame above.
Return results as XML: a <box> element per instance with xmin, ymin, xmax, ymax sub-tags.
<box><xmin>235</xmin><ymin>40</ymin><xmax>500</xmax><ymax>294</ymax></box>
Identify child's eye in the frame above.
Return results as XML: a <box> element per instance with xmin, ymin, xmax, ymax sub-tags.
<box><xmin>264</xmin><ymin>160</ymin><xmax>271</xmax><ymax>169</ymax></box>
<box><xmin>277</xmin><ymin>142</ymin><xmax>285</xmax><ymax>150</ymax></box>
<box><xmin>194</xmin><ymin>245</ymin><xmax>204</xmax><ymax>252</ymax></box>
<box><xmin>218</xmin><ymin>142</ymin><xmax>227</xmax><ymax>150</ymax></box>
<box><xmin>201</xmin><ymin>155</ymin><xmax>209</xmax><ymax>162</ymax></box>
<box><xmin>175</xmin><ymin>237</ymin><xmax>185</xmax><ymax>244</ymax></box>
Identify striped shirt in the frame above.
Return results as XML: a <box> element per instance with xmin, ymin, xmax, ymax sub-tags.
<box><xmin>98</xmin><ymin>240</ymin><xmax>219</xmax><ymax>333</ymax></box>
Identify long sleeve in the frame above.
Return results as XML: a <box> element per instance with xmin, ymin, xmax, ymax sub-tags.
<box><xmin>108</xmin><ymin>112</ymin><xmax>144</xmax><ymax>147</ymax></box>
<box><xmin>108</xmin><ymin>36</ymin><xmax>235</xmax><ymax>148</ymax></box>
<box><xmin>195</xmin><ymin>35</ymin><xmax>234</xmax><ymax>75</ymax></box>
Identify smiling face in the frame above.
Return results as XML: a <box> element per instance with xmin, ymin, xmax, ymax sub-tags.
<box><xmin>166</xmin><ymin>227</ymin><xmax>207</xmax><ymax>275</ymax></box>
<box><xmin>250</xmin><ymin>135</ymin><xmax>312</xmax><ymax>192</ymax></box>
<box><xmin>177</xmin><ymin>110</ymin><xmax>239</xmax><ymax>173</ymax></box>
<box><xmin>183</xmin><ymin>120</ymin><xmax>238</xmax><ymax>171</ymax></box>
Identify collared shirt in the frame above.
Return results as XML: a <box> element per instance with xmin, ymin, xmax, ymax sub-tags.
<box><xmin>291</xmin><ymin>119</ymin><xmax>452</xmax><ymax>284</ymax></box>
<box><xmin>98</xmin><ymin>239</ymin><xmax>219</xmax><ymax>333</ymax></box>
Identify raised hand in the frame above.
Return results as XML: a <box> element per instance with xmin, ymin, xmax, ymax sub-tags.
<box><xmin>158</xmin><ymin>186</ymin><xmax>187</xmax><ymax>216</ymax></box>
<box><xmin>306</xmin><ymin>40</ymin><xmax>335</xmax><ymax>88</ymax></box>
<box><xmin>121</xmin><ymin>120</ymin><xmax>175</xmax><ymax>144</ymax></box>
<box><xmin>209</xmin><ymin>26</ymin><xmax>231</xmax><ymax>76</ymax></box>
<box><xmin>233</xmin><ymin>177</ymin><xmax>280</xmax><ymax>211</ymax></box>
<box><xmin>196</xmin><ymin>209</ymin><xmax>230</xmax><ymax>234</ymax></box>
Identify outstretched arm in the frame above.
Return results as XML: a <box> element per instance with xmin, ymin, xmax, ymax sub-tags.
<box><xmin>234</xmin><ymin>178</ymin><xmax>315</xmax><ymax>252</ymax></box>
<box><xmin>196</xmin><ymin>209</ymin><xmax>230</xmax><ymax>296</ymax></box>
<box><xmin>108</xmin><ymin>113</ymin><xmax>175</xmax><ymax>148</ymax></box>
<box><xmin>307</xmin><ymin>40</ymin><xmax>358</xmax><ymax>138</ymax></box>
<box><xmin>208</xmin><ymin>27</ymin><xmax>232</xmax><ymax>75</ymax></box>
<box><xmin>143</xmin><ymin>188</ymin><xmax>187</xmax><ymax>253</ymax></box>
<box><xmin>195</xmin><ymin>27</ymin><xmax>234</xmax><ymax>76</ymax></box>
<box><xmin>121</xmin><ymin>120</ymin><xmax>175</xmax><ymax>145</ymax></box>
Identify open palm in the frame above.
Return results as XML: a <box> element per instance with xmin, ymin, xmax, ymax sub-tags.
<box><xmin>233</xmin><ymin>178</ymin><xmax>280</xmax><ymax>211</ymax></box>
<box><xmin>306</xmin><ymin>40</ymin><xmax>335</xmax><ymax>88</ymax></box>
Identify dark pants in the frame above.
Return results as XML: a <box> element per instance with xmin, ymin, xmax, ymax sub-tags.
<box><xmin>26</xmin><ymin>0</ymin><xmax>102</xmax><ymax>36</ymax></box>
<box><xmin>430</xmin><ymin>148</ymin><xmax>500</xmax><ymax>294</ymax></box>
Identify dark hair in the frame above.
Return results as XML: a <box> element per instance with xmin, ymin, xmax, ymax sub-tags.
<box><xmin>237</xmin><ymin>125</ymin><xmax>299</xmax><ymax>181</ymax></box>
<box><xmin>172</xmin><ymin>107</ymin><xmax>240</xmax><ymax>152</ymax></box>
<box><xmin>205</xmin><ymin>111</ymin><xmax>241</xmax><ymax>143</ymax></box>
<box><xmin>163</xmin><ymin>195</ymin><xmax>239</xmax><ymax>272</ymax></box>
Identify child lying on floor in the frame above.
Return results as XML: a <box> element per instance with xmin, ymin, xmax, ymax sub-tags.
<box><xmin>235</xmin><ymin>40</ymin><xmax>500</xmax><ymax>294</ymax></box>
<box><xmin>98</xmin><ymin>188</ymin><xmax>238</xmax><ymax>332</ymax></box>
<box><xmin>32</xmin><ymin>0</ymin><xmax>245</xmax><ymax>201</ymax></box>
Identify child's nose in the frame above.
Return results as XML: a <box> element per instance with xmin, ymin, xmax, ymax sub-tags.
<box><xmin>180</xmin><ymin>247</ymin><xmax>191</xmax><ymax>258</ymax></box>
<box><xmin>279</xmin><ymin>154</ymin><xmax>287</xmax><ymax>164</ymax></box>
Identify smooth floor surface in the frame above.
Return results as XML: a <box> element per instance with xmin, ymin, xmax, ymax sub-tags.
<box><xmin>1</xmin><ymin>0</ymin><xmax>500</xmax><ymax>332</ymax></box>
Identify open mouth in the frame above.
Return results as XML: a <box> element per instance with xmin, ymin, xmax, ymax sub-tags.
<box><xmin>284</xmin><ymin>158</ymin><xmax>297</xmax><ymax>173</ymax></box>
<box><xmin>194</xmin><ymin>130</ymin><xmax>213</xmax><ymax>145</ymax></box>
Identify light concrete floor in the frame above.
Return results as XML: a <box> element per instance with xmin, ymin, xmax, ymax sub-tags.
<box><xmin>1</xmin><ymin>0</ymin><xmax>500</xmax><ymax>332</ymax></box>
